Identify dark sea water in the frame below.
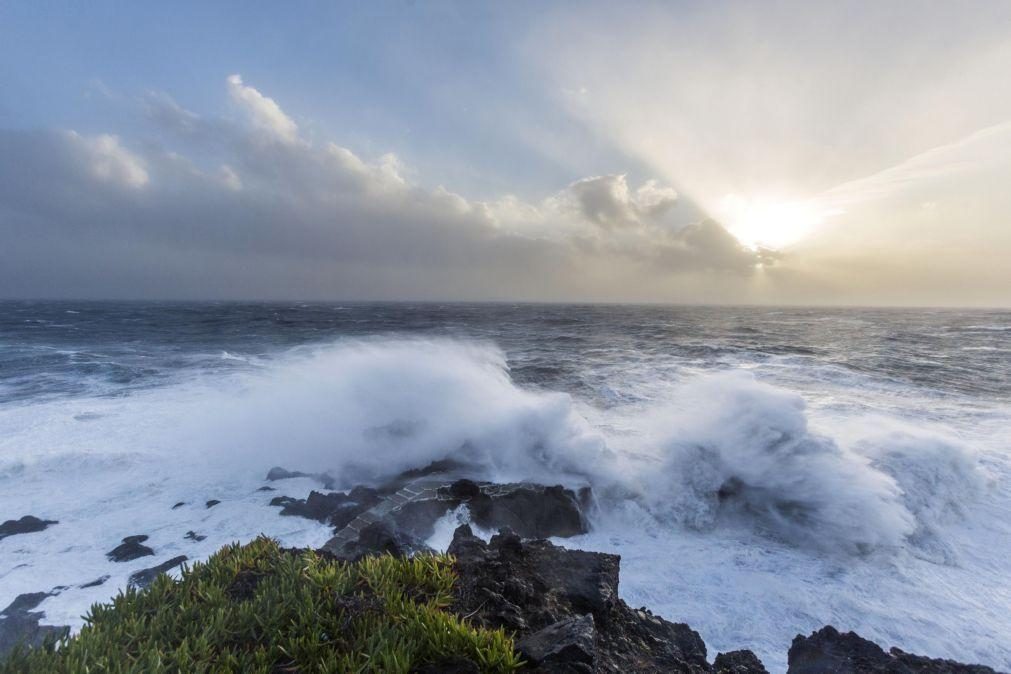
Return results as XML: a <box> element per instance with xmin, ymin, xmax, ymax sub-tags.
<box><xmin>1</xmin><ymin>301</ymin><xmax>1009</xmax><ymax>671</ymax></box>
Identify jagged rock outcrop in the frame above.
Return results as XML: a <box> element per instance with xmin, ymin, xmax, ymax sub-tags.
<box><xmin>390</xmin><ymin>478</ymin><xmax>589</xmax><ymax>541</ymax></box>
<box><xmin>446</xmin><ymin>524</ymin><xmax>715</xmax><ymax>673</ymax></box>
<box><xmin>715</xmin><ymin>650</ymin><xmax>770</xmax><ymax>673</ymax></box>
<box><xmin>787</xmin><ymin>626</ymin><xmax>999</xmax><ymax>674</ymax></box>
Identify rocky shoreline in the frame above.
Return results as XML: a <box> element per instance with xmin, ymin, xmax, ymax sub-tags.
<box><xmin>1</xmin><ymin>466</ymin><xmax>1003</xmax><ymax>672</ymax></box>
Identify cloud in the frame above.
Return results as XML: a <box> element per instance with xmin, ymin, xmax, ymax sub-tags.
<box><xmin>566</xmin><ymin>174</ymin><xmax>676</xmax><ymax>228</ymax></box>
<box><xmin>0</xmin><ymin>75</ymin><xmax>767</xmax><ymax>301</ymax></box>
<box><xmin>226</xmin><ymin>74</ymin><xmax>300</xmax><ymax>144</ymax></box>
<box><xmin>66</xmin><ymin>131</ymin><xmax>149</xmax><ymax>188</ymax></box>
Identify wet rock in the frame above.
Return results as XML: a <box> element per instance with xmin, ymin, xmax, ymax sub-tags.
<box><xmin>106</xmin><ymin>535</ymin><xmax>154</xmax><ymax>562</ymax></box>
<box><xmin>128</xmin><ymin>555</ymin><xmax>188</xmax><ymax>589</ymax></box>
<box><xmin>0</xmin><ymin>516</ymin><xmax>57</xmax><ymax>541</ymax></box>
<box><xmin>388</xmin><ymin>497</ymin><xmax>456</xmax><ymax>540</ymax></box>
<box><xmin>171</xmin><ymin>501</ymin><xmax>185</xmax><ymax>509</ymax></box>
<box><xmin>441</xmin><ymin>482</ymin><xmax>588</xmax><ymax>539</ymax></box>
<box><xmin>256</xmin><ymin>486</ymin><xmax>275</xmax><ymax>492</ymax></box>
<box><xmin>448</xmin><ymin>525</ymin><xmax>709</xmax><ymax>672</ymax></box>
<box><xmin>184</xmin><ymin>531</ymin><xmax>206</xmax><ymax>542</ymax></box>
<box><xmin>787</xmin><ymin>626</ymin><xmax>997</xmax><ymax>674</ymax></box>
<box><xmin>0</xmin><ymin>592</ymin><xmax>69</xmax><ymax>658</ymax></box>
<box><xmin>205</xmin><ymin>500</ymin><xmax>221</xmax><ymax>508</ymax></box>
<box><xmin>330</xmin><ymin>521</ymin><xmax>431</xmax><ymax>562</ymax></box>
<box><xmin>79</xmin><ymin>575</ymin><xmax>109</xmax><ymax>589</ymax></box>
<box><xmin>715</xmin><ymin>649</ymin><xmax>769</xmax><ymax>673</ymax></box>
<box><xmin>277</xmin><ymin>489</ymin><xmax>381</xmax><ymax>530</ymax></box>
<box><xmin>516</xmin><ymin>614</ymin><xmax>596</xmax><ymax>670</ymax></box>
<box><xmin>265</xmin><ymin>466</ymin><xmax>336</xmax><ymax>490</ymax></box>
<box><xmin>377</xmin><ymin>458</ymin><xmax>468</xmax><ymax>494</ymax></box>
<box><xmin>446</xmin><ymin>478</ymin><xmax>482</xmax><ymax>500</ymax></box>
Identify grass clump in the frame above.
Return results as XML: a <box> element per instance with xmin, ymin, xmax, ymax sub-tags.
<box><xmin>3</xmin><ymin>536</ymin><xmax>522</xmax><ymax>673</ymax></box>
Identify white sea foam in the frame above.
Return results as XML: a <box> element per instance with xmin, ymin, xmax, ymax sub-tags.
<box><xmin>0</xmin><ymin>337</ymin><xmax>1008</xmax><ymax>671</ymax></box>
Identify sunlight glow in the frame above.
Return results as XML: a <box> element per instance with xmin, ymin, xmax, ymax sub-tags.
<box><xmin>718</xmin><ymin>194</ymin><xmax>837</xmax><ymax>250</ymax></box>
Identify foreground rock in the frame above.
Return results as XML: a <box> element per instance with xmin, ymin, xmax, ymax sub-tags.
<box><xmin>447</xmin><ymin>524</ymin><xmax>715</xmax><ymax>673</ymax></box>
<box><xmin>0</xmin><ymin>516</ymin><xmax>57</xmax><ymax>541</ymax></box>
<box><xmin>0</xmin><ymin>593</ymin><xmax>68</xmax><ymax>658</ymax></box>
<box><xmin>788</xmin><ymin>626</ymin><xmax>999</xmax><ymax>674</ymax></box>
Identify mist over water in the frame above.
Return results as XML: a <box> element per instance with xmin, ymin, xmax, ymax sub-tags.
<box><xmin>1</xmin><ymin>302</ymin><xmax>1008</xmax><ymax>671</ymax></box>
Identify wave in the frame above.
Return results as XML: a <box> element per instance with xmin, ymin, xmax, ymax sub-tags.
<box><xmin>0</xmin><ymin>338</ymin><xmax>984</xmax><ymax>560</ymax></box>
<box><xmin>627</xmin><ymin>371</ymin><xmax>983</xmax><ymax>556</ymax></box>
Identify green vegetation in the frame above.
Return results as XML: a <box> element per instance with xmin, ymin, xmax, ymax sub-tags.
<box><xmin>3</xmin><ymin>537</ymin><xmax>522</xmax><ymax>673</ymax></box>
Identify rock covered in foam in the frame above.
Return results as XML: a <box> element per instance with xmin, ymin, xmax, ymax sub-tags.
<box><xmin>265</xmin><ymin>466</ymin><xmax>336</xmax><ymax>490</ymax></box>
<box><xmin>0</xmin><ymin>516</ymin><xmax>57</xmax><ymax>541</ymax></box>
<box><xmin>106</xmin><ymin>535</ymin><xmax>154</xmax><ymax>562</ymax></box>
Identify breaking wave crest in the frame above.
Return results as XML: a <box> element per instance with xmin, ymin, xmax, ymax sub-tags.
<box><xmin>176</xmin><ymin>339</ymin><xmax>983</xmax><ymax>557</ymax></box>
<box><xmin>632</xmin><ymin>372</ymin><xmax>983</xmax><ymax>556</ymax></box>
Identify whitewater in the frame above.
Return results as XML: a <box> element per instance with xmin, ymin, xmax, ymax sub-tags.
<box><xmin>0</xmin><ymin>302</ymin><xmax>1008</xmax><ymax>672</ymax></box>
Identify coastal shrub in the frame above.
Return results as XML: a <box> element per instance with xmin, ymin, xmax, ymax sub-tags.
<box><xmin>3</xmin><ymin>536</ymin><xmax>522</xmax><ymax>673</ymax></box>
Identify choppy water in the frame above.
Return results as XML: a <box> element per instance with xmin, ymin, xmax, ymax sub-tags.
<box><xmin>1</xmin><ymin>301</ymin><xmax>1008</xmax><ymax>671</ymax></box>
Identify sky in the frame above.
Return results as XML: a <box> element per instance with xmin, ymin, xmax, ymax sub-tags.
<box><xmin>0</xmin><ymin>0</ymin><xmax>1009</xmax><ymax>306</ymax></box>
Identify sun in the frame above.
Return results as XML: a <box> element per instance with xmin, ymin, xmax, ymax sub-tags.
<box><xmin>718</xmin><ymin>194</ymin><xmax>834</xmax><ymax>250</ymax></box>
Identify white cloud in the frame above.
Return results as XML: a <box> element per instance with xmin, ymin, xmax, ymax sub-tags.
<box><xmin>226</xmin><ymin>74</ymin><xmax>300</xmax><ymax>144</ymax></box>
<box><xmin>65</xmin><ymin>131</ymin><xmax>148</xmax><ymax>188</ymax></box>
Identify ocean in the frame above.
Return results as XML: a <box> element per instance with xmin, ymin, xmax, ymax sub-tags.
<box><xmin>1</xmin><ymin>301</ymin><xmax>1008</xmax><ymax>671</ymax></box>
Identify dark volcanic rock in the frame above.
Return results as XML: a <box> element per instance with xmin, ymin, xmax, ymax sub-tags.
<box><xmin>788</xmin><ymin>626</ymin><xmax>998</xmax><ymax>674</ymax></box>
<box><xmin>205</xmin><ymin>499</ymin><xmax>221</xmax><ymax>508</ymax></box>
<box><xmin>128</xmin><ymin>555</ymin><xmax>188</xmax><ymax>589</ymax></box>
<box><xmin>265</xmin><ymin>466</ymin><xmax>336</xmax><ymax>490</ymax></box>
<box><xmin>276</xmin><ymin>488</ymin><xmax>381</xmax><ymax>530</ymax></box>
<box><xmin>0</xmin><ymin>592</ymin><xmax>69</xmax><ymax>658</ymax></box>
<box><xmin>715</xmin><ymin>649</ymin><xmax>769</xmax><ymax>673</ymax></box>
<box><xmin>106</xmin><ymin>535</ymin><xmax>154</xmax><ymax>562</ymax></box>
<box><xmin>516</xmin><ymin>614</ymin><xmax>596</xmax><ymax>671</ymax></box>
<box><xmin>330</xmin><ymin>521</ymin><xmax>432</xmax><ymax>562</ymax></box>
<box><xmin>466</xmin><ymin>484</ymin><xmax>587</xmax><ymax>539</ymax></box>
<box><xmin>0</xmin><ymin>516</ymin><xmax>57</xmax><ymax>540</ymax></box>
<box><xmin>448</xmin><ymin>525</ymin><xmax>710</xmax><ymax>673</ymax></box>
<box><xmin>184</xmin><ymin>531</ymin><xmax>206</xmax><ymax>542</ymax></box>
<box><xmin>171</xmin><ymin>501</ymin><xmax>185</xmax><ymax>509</ymax></box>
<box><xmin>388</xmin><ymin>480</ymin><xmax>589</xmax><ymax>542</ymax></box>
